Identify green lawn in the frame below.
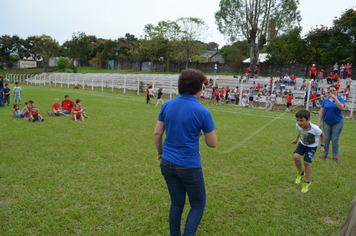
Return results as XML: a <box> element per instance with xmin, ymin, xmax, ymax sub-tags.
<box><xmin>1</xmin><ymin>83</ymin><xmax>355</xmax><ymax>235</ymax></box>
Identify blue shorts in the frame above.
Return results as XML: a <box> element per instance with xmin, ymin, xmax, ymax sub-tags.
<box><xmin>294</xmin><ymin>143</ymin><xmax>317</xmax><ymax>163</ymax></box>
<box><xmin>60</xmin><ymin>109</ymin><xmax>70</xmax><ymax>114</ymax></box>
<box><xmin>149</xmin><ymin>95</ymin><xmax>154</xmax><ymax>98</ymax></box>
<box><xmin>312</xmin><ymin>101</ymin><xmax>317</xmax><ymax>107</ymax></box>
<box><xmin>14</xmin><ymin>94</ymin><xmax>21</xmax><ymax>101</ymax></box>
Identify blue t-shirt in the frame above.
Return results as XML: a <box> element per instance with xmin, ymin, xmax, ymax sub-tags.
<box><xmin>157</xmin><ymin>91</ymin><xmax>163</xmax><ymax>99</ymax></box>
<box><xmin>3</xmin><ymin>88</ymin><xmax>10</xmax><ymax>97</ymax></box>
<box><xmin>249</xmin><ymin>89</ymin><xmax>254</xmax><ymax>97</ymax></box>
<box><xmin>321</xmin><ymin>96</ymin><xmax>345</xmax><ymax>123</ymax></box>
<box><xmin>158</xmin><ymin>93</ymin><xmax>215</xmax><ymax>168</ymax></box>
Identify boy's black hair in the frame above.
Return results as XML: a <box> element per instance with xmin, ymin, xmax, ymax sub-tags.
<box><xmin>76</xmin><ymin>99</ymin><xmax>81</xmax><ymax>104</ymax></box>
<box><xmin>5</xmin><ymin>83</ymin><xmax>8</xmax><ymax>86</ymax></box>
<box><xmin>65</xmin><ymin>95</ymin><xmax>69</xmax><ymax>98</ymax></box>
<box><xmin>25</xmin><ymin>102</ymin><xmax>28</xmax><ymax>105</ymax></box>
<box><xmin>296</xmin><ymin>109</ymin><xmax>310</xmax><ymax>120</ymax></box>
<box><xmin>149</xmin><ymin>85</ymin><xmax>152</xmax><ymax>88</ymax></box>
<box><xmin>28</xmin><ymin>100</ymin><xmax>34</xmax><ymax>104</ymax></box>
<box><xmin>13</xmin><ymin>104</ymin><xmax>19</xmax><ymax>108</ymax></box>
<box><xmin>15</xmin><ymin>82</ymin><xmax>19</xmax><ymax>84</ymax></box>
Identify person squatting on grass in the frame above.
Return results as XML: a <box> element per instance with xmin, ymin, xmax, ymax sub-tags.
<box><xmin>12</xmin><ymin>104</ymin><xmax>22</xmax><ymax>118</ymax></box>
<box><xmin>339</xmin><ymin>196</ymin><xmax>356</xmax><ymax>236</ymax></box>
<box><xmin>318</xmin><ymin>85</ymin><xmax>345</xmax><ymax>163</ymax></box>
<box><xmin>76</xmin><ymin>99</ymin><xmax>88</xmax><ymax>118</ymax></box>
<box><xmin>29</xmin><ymin>107</ymin><xmax>44</xmax><ymax>122</ymax></box>
<box><xmin>154</xmin><ymin>69</ymin><xmax>217</xmax><ymax>236</ymax></box>
<box><xmin>72</xmin><ymin>103</ymin><xmax>84</xmax><ymax>121</ymax></box>
<box><xmin>291</xmin><ymin>110</ymin><xmax>325</xmax><ymax>193</ymax></box>
<box><xmin>155</xmin><ymin>88</ymin><xmax>164</xmax><ymax>108</ymax></box>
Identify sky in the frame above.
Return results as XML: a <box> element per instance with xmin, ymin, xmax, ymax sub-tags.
<box><xmin>0</xmin><ymin>0</ymin><xmax>355</xmax><ymax>48</ymax></box>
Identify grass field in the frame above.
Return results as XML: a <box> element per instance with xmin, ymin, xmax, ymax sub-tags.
<box><xmin>1</xmin><ymin>83</ymin><xmax>355</xmax><ymax>235</ymax></box>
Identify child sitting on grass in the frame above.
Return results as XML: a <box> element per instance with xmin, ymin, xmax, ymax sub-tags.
<box><xmin>49</xmin><ymin>98</ymin><xmax>67</xmax><ymax>116</ymax></box>
<box><xmin>72</xmin><ymin>103</ymin><xmax>84</xmax><ymax>121</ymax></box>
<box><xmin>291</xmin><ymin>109</ymin><xmax>324</xmax><ymax>193</ymax></box>
<box><xmin>76</xmin><ymin>99</ymin><xmax>88</xmax><ymax>118</ymax></box>
<box><xmin>29</xmin><ymin>107</ymin><xmax>44</xmax><ymax>122</ymax></box>
<box><xmin>12</xmin><ymin>104</ymin><xmax>23</xmax><ymax>118</ymax></box>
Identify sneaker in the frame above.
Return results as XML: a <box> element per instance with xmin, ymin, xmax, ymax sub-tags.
<box><xmin>74</xmin><ymin>119</ymin><xmax>77</xmax><ymax>121</ymax></box>
<box><xmin>82</xmin><ymin>119</ymin><xmax>84</xmax><ymax>122</ymax></box>
<box><xmin>333</xmin><ymin>157</ymin><xmax>338</xmax><ymax>163</ymax></box>
<box><xmin>295</xmin><ymin>172</ymin><xmax>304</xmax><ymax>184</ymax></box>
<box><xmin>322</xmin><ymin>155</ymin><xmax>327</xmax><ymax>160</ymax></box>
<box><xmin>302</xmin><ymin>182</ymin><xmax>311</xmax><ymax>193</ymax></box>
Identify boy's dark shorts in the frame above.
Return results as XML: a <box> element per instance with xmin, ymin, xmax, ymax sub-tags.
<box><xmin>294</xmin><ymin>143</ymin><xmax>317</xmax><ymax>163</ymax></box>
<box><xmin>249</xmin><ymin>97</ymin><xmax>253</xmax><ymax>101</ymax></box>
<box><xmin>287</xmin><ymin>103</ymin><xmax>292</xmax><ymax>108</ymax></box>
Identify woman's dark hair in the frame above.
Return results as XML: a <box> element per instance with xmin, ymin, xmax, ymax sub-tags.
<box><xmin>178</xmin><ymin>69</ymin><xmax>205</xmax><ymax>95</ymax></box>
<box><xmin>329</xmin><ymin>85</ymin><xmax>337</xmax><ymax>90</ymax></box>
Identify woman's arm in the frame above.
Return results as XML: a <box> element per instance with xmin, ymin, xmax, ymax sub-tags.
<box><xmin>201</xmin><ymin>130</ymin><xmax>217</xmax><ymax>148</ymax></box>
<box><xmin>318</xmin><ymin>107</ymin><xmax>324</xmax><ymax>129</ymax></box>
<box><xmin>332</xmin><ymin>95</ymin><xmax>345</xmax><ymax>110</ymax></box>
<box><xmin>154</xmin><ymin>121</ymin><xmax>165</xmax><ymax>161</ymax></box>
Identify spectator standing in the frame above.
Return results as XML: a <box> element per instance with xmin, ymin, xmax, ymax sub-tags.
<box><xmin>310</xmin><ymin>64</ymin><xmax>317</xmax><ymax>80</ymax></box>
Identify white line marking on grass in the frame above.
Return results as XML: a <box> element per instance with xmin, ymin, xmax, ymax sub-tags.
<box><xmin>212</xmin><ymin>105</ymin><xmax>299</xmax><ymax>154</ymax></box>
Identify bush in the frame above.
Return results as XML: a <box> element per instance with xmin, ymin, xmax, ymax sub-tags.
<box><xmin>65</xmin><ymin>68</ymin><xmax>73</xmax><ymax>73</ymax></box>
<box><xmin>71</xmin><ymin>65</ymin><xmax>78</xmax><ymax>73</ymax></box>
<box><xmin>7</xmin><ymin>61</ymin><xmax>13</xmax><ymax>69</ymax></box>
<box><xmin>57</xmin><ymin>57</ymin><xmax>69</xmax><ymax>71</ymax></box>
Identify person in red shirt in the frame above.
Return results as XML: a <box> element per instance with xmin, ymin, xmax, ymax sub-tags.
<box><xmin>327</xmin><ymin>72</ymin><xmax>334</xmax><ymax>84</ymax></box>
<box><xmin>254</xmin><ymin>65</ymin><xmax>259</xmax><ymax>78</ymax></box>
<box><xmin>60</xmin><ymin>95</ymin><xmax>74</xmax><ymax>115</ymax></box>
<box><xmin>310</xmin><ymin>90</ymin><xmax>317</xmax><ymax>111</ymax></box>
<box><xmin>48</xmin><ymin>98</ymin><xmax>66</xmax><ymax>116</ymax></box>
<box><xmin>72</xmin><ymin>103</ymin><xmax>84</xmax><ymax>121</ymax></box>
<box><xmin>290</xmin><ymin>74</ymin><xmax>297</xmax><ymax>86</ymax></box>
<box><xmin>346</xmin><ymin>72</ymin><xmax>352</xmax><ymax>86</ymax></box>
<box><xmin>335</xmin><ymin>81</ymin><xmax>340</xmax><ymax>91</ymax></box>
<box><xmin>219</xmin><ymin>87</ymin><xmax>225</xmax><ymax>104</ymax></box>
<box><xmin>29</xmin><ymin>107</ymin><xmax>44</xmax><ymax>122</ymax></box>
<box><xmin>245</xmin><ymin>67</ymin><xmax>250</xmax><ymax>77</ymax></box>
<box><xmin>310</xmin><ymin>64</ymin><xmax>317</xmax><ymax>79</ymax></box>
<box><xmin>286</xmin><ymin>93</ymin><xmax>294</xmax><ymax>111</ymax></box>
<box><xmin>146</xmin><ymin>84</ymin><xmax>150</xmax><ymax>104</ymax></box>
<box><xmin>333</xmin><ymin>74</ymin><xmax>339</xmax><ymax>83</ymax></box>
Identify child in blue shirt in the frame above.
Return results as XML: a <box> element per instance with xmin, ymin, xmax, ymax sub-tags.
<box><xmin>3</xmin><ymin>84</ymin><xmax>11</xmax><ymax>106</ymax></box>
<box><xmin>154</xmin><ymin>88</ymin><xmax>164</xmax><ymax>108</ymax></box>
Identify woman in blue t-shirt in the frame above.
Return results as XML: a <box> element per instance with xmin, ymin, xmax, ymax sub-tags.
<box><xmin>318</xmin><ymin>85</ymin><xmax>345</xmax><ymax>163</ymax></box>
<box><xmin>154</xmin><ymin>69</ymin><xmax>217</xmax><ymax>235</ymax></box>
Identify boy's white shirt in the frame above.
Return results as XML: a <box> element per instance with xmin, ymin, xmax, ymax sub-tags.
<box><xmin>296</xmin><ymin>122</ymin><xmax>322</xmax><ymax>147</ymax></box>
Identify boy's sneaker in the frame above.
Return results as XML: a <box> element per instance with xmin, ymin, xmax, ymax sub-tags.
<box><xmin>333</xmin><ymin>157</ymin><xmax>338</xmax><ymax>163</ymax></box>
<box><xmin>302</xmin><ymin>182</ymin><xmax>311</xmax><ymax>193</ymax></box>
<box><xmin>322</xmin><ymin>155</ymin><xmax>327</xmax><ymax>160</ymax></box>
<box><xmin>295</xmin><ymin>172</ymin><xmax>304</xmax><ymax>184</ymax></box>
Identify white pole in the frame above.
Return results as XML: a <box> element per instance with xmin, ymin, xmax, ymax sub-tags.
<box><xmin>350</xmin><ymin>83</ymin><xmax>356</xmax><ymax>118</ymax></box>
<box><xmin>68</xmin><ymin>75</ymin><xmax>69</xmax><ymax>88</ymax></box>
<box><xmin>55</xmin><ymin>74</ymin><xmax>57</xmax><ymax>87</ymax></box>
<box><xmin>153</xmin><ymin>77</ymin><xmax>155</xmax><ymax>91</ymax></box>
<box><xmin>82</xmin><ymin>74</ymin><xmax>85</xmax><ymax>89</ymax></box>
<box><xmin>31</xmin><ymin>75</ymin><xmax>33</xmax><ymax>85</ymax></box>
<box><xmin>26</xmin><ymin>74</ymin><xmax>29</xmax><ymax>85</ymax></box>
<box><xmin>239</xmin><ymin>79</ymin><xmax>243</xmax><ymax>106</ymax></box>
<box><xmin>61</xmin><ymin>74</ymin><xmax>63</xmax><ymax>88</ymax></box>
<box><xmin>137</xmin><ymin>77</ymin><xmax>140</xmax><ymax>95</ymax></box>
<box><xmin>112</xmin><ymin>77</ymin><xmax>114</xmax><ymax>93</ymax></box>
<box><xmin>92</xmin><ymin>76</ymin><xmax>94</xmax><ymax>90</ymax></box>
<box><xmin>170</xmin><ymin>76</ymin><xmax>173</xmax><ymax>99</ymax></box>
<box><xmin>44</xmin><ymin>74</ymin><xmax>46</xmax><ymax>86</ymax></box>
<box><xmin>35</xmin><ymin>75</ymin><xmax>37</xmax><ymax>86</ymax></box>
<box><xmin>124</xmin><ymin>74</ymin><xmax>127</xmax><ymax>94</ymax></box>
<box><xmin>306</xmin><ymin>79</ymin><xmax>314</xmax><ymax>111</ymax></box>
<box><xmin>101</xmin><ymin>77</ymin><xmax>103</xmax><ymax>92</ymax></box>
<box><xmin>49</xmin><ymin>74</ymin><xmax>51</xmax><ymax>87</ymax></box>
<box><xmin>75</xmin><ymin>74</ymin><xmax>77</xmax><ymax>86</ymax></box>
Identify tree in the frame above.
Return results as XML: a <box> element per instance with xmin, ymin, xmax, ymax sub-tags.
<box><xmin>177</xmin><ymin>17</ymin><xmax>209</xmax><ymax>69</ymax></box>
<box><xmin>206</xmin><ymin>42</ymin><xmax>219</xmax><ymax>51</ymax></box>
<box><xmin>0</xmin><ymin>35</ymin><xmax>27</xmax><ymax>62</ymax></box>
<box><xmin>30</xmin><ymin>35</ymin><xmax>60</xmax><ymax>72</ymax></box>
<box><xmin>221</xmin><ymin>41</ymin><xmax>250</xmax><ymax>72</ymax></box>
<box><xmin>67</xmin><ymin>32</ymin><xmax>91</xmax><ymax>73</ymax></box>
<box><xmin>57</xmin><ymin>57</ymin><xmax>70</xmax><ymax>71</ymax></box>
<box><xmin>215</xmin><ymin>0</ymin><xmax>301</xmax><ymax>73</ymax></box>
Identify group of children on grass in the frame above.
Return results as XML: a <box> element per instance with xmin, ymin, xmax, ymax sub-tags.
<box><xmin>146</xmin><ymin>84</ymin><xmax>164</xmax><ymax>108</ymax></box>
<box><xmin>11</xmin><ymin>94</ymin><xmax>88</xmax><ymax>122</ymax></box>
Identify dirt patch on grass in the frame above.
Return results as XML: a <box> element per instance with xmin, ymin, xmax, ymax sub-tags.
<box><xmin>321</xmin><ymin>216</ymin><xmax>338</xmax><ymax>224</ymax></box>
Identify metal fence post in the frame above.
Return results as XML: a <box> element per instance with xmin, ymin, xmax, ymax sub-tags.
<box><xmin>137</xmin><ymin>77</ymin><xmax>140</xmax><ymax>95</ymax></box>
<box><xmin>112</xmin><ymin>77</ymin><xmax>114</xmax><ymax>93</ymax></box>
<box><xmin>61</xmin><ymin>74</ymin><xmax>63</xmax><ymax>88</ymax></box>
<box><xmin>92</xmin><ymin>76</ymin><xmax>94</xmax><ymax>90</ymax></box>
<box><xmin>124</xmin><ymin>74</ymin><xmax>127</xmax><ymax>94</ymax></box>
<box><xmin>82</xmin><ymin>74</ymin><xmax>85</xmax><ymax>89</ymax></box>
<box><xmin>306</xmin><ymin>79</ymin><xmax>314</xmax><ymax>111</ymax></box>
<box><xmin>170</xmin><ymin>76</ymin><xmax>173</xmax><ymax>99</ymax></box>
<box><xmin>101</xmin><ymin>77</ymin><xmax>103</xmax><ymax>92</ymax></box>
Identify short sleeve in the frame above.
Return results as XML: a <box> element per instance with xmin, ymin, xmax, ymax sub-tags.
<box><xmin>321</xmin><ymin>99</ymin><xmax>326</xmax><ymax>108</ymax></box>
<box><xmin>202</xmin><ymin>112</ymin><xmax>215</xmax><ymax>133</ymax></box>
<box><xmin>338</xmin><ymin>97</ymin><xmax>346</xmax><ymax>106</ymax></box>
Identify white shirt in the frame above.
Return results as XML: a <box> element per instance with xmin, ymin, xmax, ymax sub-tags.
<box><xmin>296</xmin><ymin>123</ymin><xmax>322</xmax><ymax>147</ymax></box>
<box><xmin>271</xmin><ymin>94</ymin><xmax>276</xmax><ymax>101</ymax></box>
<box><xmin>149</xmin><ymin>89</ymin><xmax>154</xmax><ymax>95</ymax></box>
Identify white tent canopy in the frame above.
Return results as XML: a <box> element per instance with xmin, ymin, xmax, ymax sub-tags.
<box><xmin>243</xmin><ymin>53</ymin><xmax>269</xmax><ymax>64</ymax></box>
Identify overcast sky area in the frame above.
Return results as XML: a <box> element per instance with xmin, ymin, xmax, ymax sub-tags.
<box><xmin>0</xmin><ymin>0</ymin><xmax>355</xmax><ymax>48</ymax></box>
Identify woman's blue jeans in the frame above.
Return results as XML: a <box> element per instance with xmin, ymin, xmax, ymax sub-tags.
<box><xmin>160</xmin><ymin>158</ymin><xmax>206</xmax><ymax>236</ymax></box>
<box><xmin>323</xmin><ymin>120</ymin><xmax>344</xmax><ymax>158</ymax></box>
<box><xmin>0</xmin><ymin>89</ymin><xmax>3</xmax><ymax>107</ymax></box>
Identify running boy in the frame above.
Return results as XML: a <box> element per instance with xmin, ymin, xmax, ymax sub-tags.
<box><xmin>13</xmin><ymin>82</ymin><xmax>22</xmax><ymax>105</ymax></box>
<box><xmin>155</xmin><ymin>88</ymin><xmax>164</xmax><ymax>108</ymax></box>
<box><xmin>291</xmin><ymin>110</ymin><xmax>325</xmax><ymax>193</ymax></box>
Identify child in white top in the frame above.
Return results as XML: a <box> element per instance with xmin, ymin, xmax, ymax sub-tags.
<box><xmin>270</xmin><ymin>91</ymin><xmax>277</xmax><ymax>111</ymax></box>
<box><xmin>200</xmin><ymin>88</ymin><xmax>205</xmax><ymax>104</ymax></box>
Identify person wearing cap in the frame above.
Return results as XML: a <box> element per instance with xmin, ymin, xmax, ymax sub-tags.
<box><xmin>310</xmin><ymin>64</ymin><xmax>317</xmax><ymax>80</ymax></box>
